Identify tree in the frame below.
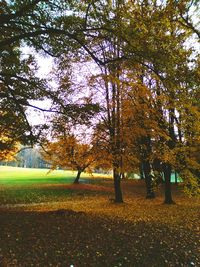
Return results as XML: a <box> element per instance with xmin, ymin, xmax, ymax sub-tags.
<box><xmin>41</xmin><ymin>96</ymin><xmax>111</xmax><ymax>182</ymax></box>
<box><xmin>15</xmin><ymin>147</ymin><xmax>49</xmax><ymax>168</ymax></box>
<box><xmin>43</xmin><ymin>134</ymin><xmax>100</xmax><ymax>183</ymax></box>
<box><xmin>117</xmin><ymin>0</ymin><xmax>200</xmax><ymax>203</ymax></box>
<box><xmin>0</xmin><ymin>1</ymin><xmax>49</xmax><ymax>153</ymax></box>
<box><xmin>174</xmin><ymin>0</ymin><xmax>200</xmax><ymax>39</ymax></box>
<box><xmin>122</xmin><ymin>81</ymin><xmax>158</xmax><ymax>199</ymax></box>
<box><xmin>62</xmin><ymin>0</ymin><xmax>199</xmax><ymax>203</ymax></box>
<box><xmin>0</xmin><ymin>0</ymin><xmax>100</xmax><ymax>158</ymax></box>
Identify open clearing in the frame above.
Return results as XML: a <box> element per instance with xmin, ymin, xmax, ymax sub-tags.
<box><xmin>0</xmin><ymin>167</ymin><xmax>199</xmax><ymax>267</ymax></box>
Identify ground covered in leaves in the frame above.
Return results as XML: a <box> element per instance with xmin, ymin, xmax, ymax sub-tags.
<box><xmin>0</xmin><ymin>179</ymin><xmax>199</xmax><ymax>267</ymax></box>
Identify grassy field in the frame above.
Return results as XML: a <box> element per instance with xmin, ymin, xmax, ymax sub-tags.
<box><xmin>0</xmin><ymin>166</ymin><xmax>111</xmax><ymax>185</ymax></box>
<box><xmin>0</xmin><ymin>166</ymin><xmax>111</xmax><ymax>204</ymax></box>
<box><xmin>0</xmin><ymin>167</ymin><xmax>199</xmax><ymax>267</ymax></box>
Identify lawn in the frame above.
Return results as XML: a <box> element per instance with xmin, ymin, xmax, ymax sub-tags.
<box><xmin>0</xmin><ymin>166</ymin><xmax>111</xmax><ymax>204</ymax></box>
<box><xmin>0</xmin><ymin>167</ymin><xmax>199</xmax><ymax>267</ymax></box>
<box><xmin>0</xmin><ymin>166</ymin><xmax>111</xmax><ymax>186</ymax></box>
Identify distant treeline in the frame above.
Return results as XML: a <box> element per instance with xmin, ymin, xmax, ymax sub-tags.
<box><xmin>0</xmin><ymin>147</ymin><xmax>50</xmax><ymax>169</ymax></box>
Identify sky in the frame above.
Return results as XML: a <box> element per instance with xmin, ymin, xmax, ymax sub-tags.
<box><xmin>21</xmin><ymin>46</ymin><xmax>54</xmax><ymax>126</ymax></box>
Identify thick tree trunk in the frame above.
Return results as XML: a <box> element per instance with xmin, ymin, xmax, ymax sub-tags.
<box><xmin>143</xmin><ymin>160</ymin><xmax>155</xmax><ymax>199</ymax></box>
<box><xmin>73</xmin><ymin>170</ymin><xmax>82</xmax><ymax>184</ymax></box>
<box><xmin>114</xmin><ymin>169</ymin><xmax>123</xmax><ymax>203</ymax></box>
<box><xmin>163</xmin><ymin>108</ymin><xmax>176</xmax><ymax>204</ymax></box>
<box><xmin>139</xmin><ymin>163</ymin><xmax>144</xmax><ymax>179</ymax></box>
<box><xmin>163</xmin><ymin>164</ymin><xmax>174</xmax><ymax>204</ymax></box>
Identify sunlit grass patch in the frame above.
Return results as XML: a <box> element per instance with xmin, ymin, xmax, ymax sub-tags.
<box><xmin>0</xmin><ymin>167</ymin><xmax>112</xmax><ymax>205</ymax></box>
<box><xmin>0</xmin><ymin>166</ymin><xmax>111</xmax><ymax>186</ymax></box>
<box><xmin>0</xmin><ymin>166</ymin><xmax>73</xmax><ymax>185</ymax></box>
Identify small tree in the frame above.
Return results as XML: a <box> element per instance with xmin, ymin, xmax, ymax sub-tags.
<box><xmin>42</xmin><ymin>134</ymin><xmax>99</xmax><ymax>183</ymax></box>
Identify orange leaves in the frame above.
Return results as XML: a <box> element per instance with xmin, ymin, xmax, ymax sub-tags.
<box><xmin>42</xmin><ymin>135</ymin><xmax>100</xmax><ymax>173</ymax></box>
<box><xmin>0</xmin><ymin>136</ymin><xmax>19</xmax><ymax>161</ymax></box>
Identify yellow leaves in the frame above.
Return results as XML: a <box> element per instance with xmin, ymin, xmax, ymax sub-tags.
<box><xmin>0</xmin><ymin>150</ymin><xmax>16</xmax><ymax>162</ymax></box>
<box><xmin>0</xmin><ymin>136</ymin><xmax>19</xmax><ymax>161</ymax></box>
<box><xmin>180</xmin><ymin>169</ymin><xmax>200</xmax><ymax>196</ymax></box>
<box><xmin>42</xmin><ymin>135</ymin><xmax>99</xmax><ymax>172</ymax></box>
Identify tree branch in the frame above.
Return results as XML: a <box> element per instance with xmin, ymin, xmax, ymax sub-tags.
<box><xmin>0</xmin><ymin>0</ymin><xmax>43</xmax><ymax>24</ymax></box>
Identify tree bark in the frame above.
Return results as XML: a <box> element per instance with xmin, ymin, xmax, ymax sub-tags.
<box><xmin>163</xmin><ymin>163</ymin><xmax>174</xmax><ymax>204</ymax></box>
<box><xmin>120</xmin><ymin>172</ymin><xmax>126</xmax><ymax>180</ymax></box>
<box><xmin>175</xmin><ymin>171</ymin><xmax>178</xmax><ymax>185</ymax></box>
<box><xmin>143</xmin><ymin>160</ymin><xmax>155</xmax><ymax>199</ymax></box>
<box><xmin>73</xmin><ymin>169</ymin><xmax>82</xmax><ymax>184</ymax></box>
<box><xmin>114</xmin><ymin>168</ymin><xmax>123</xmax><ymax>203</ymax></box>
<box><xmin>139</xmin><ymin>163</ymin><xmax>144</xmax><ymax>179</ymax></box>
<box><xmin>162</xmin><ymin>108</ymin><xmax>176</xmax><ymax>204</ymax></box>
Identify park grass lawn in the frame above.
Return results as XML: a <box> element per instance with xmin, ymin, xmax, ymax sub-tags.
<box><xmin>0</xmin><ymin>166</ymin><xmax>111</xmax><ymax>186</ymax></box>
<box><xmin>0</xmin><ymin>166</ymin><xmax>112</xmax><ymax>204</ymax></box>
<box><xmin>0</xmin><ymin>167</ymin><xmax>199</xmax><ymax>267</ymax></box>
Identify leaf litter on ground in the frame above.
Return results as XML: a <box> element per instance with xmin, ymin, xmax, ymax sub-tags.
<box><xmin>0</xmin><ymin>179</ymin><xmax>199</xmax><ymax>267</ymax></box>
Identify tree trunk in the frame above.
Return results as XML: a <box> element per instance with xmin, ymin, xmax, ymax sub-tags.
<box><xmin>139</xmin><ymin>163</ymin><xmax>144</xmax><ymax>179</ymax></box>
<box><xmin>120</xmin><ymin>172</ymin><xmax>126</xmax><ymax>179</ymax></box>
<box><xmin>114</xmin><ymin>168</ymin><xmax>123</xmax><ymax>203</ymax></box>
<box><xmin>163</xmin><ymin>108</ymin><xmax>176</xmax><ymax>204</ymax></box>
<box><xmin>175</xmin><ymin>171</ymin><xmax>178</xmax><ymax>184</ymax></box>
<box><xmin>163</xmin><ymin>164</ymin><xmax>174</xmax><ymax>204</ymax></box>
<box><xmin>73</xmin><ymin>169</ymin><xmax>82</xmax><ymax>184</ymax></box>
<box><xmin>143</xmin><ymin>160</ymin><xmax>155</xmax><ymax>199</ymax></box>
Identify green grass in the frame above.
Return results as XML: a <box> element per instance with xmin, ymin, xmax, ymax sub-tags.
<box><xmin>0</xmin><ymin>166</ymin><xmax>77</xmax><ymax>186</ymax></box>
<box><xmin>0</xmin><ymin>166</ymin><xmax>111</xmax><ymax>204</ymax></box>
<box><xmin>0</xmin><ymin>166</ymin><xmax>111</xmax><ymax>186</ymax></box>
<box><xmin>0</xmin><ymin>187</ymin><xmax>78</xmax><ymax>205</ymax></box>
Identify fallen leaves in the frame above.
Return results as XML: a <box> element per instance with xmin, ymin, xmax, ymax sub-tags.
<box><xmin>0</xmin><ymin>179</ymin><xmax>199</xmax><ymax>266</ymax></box>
